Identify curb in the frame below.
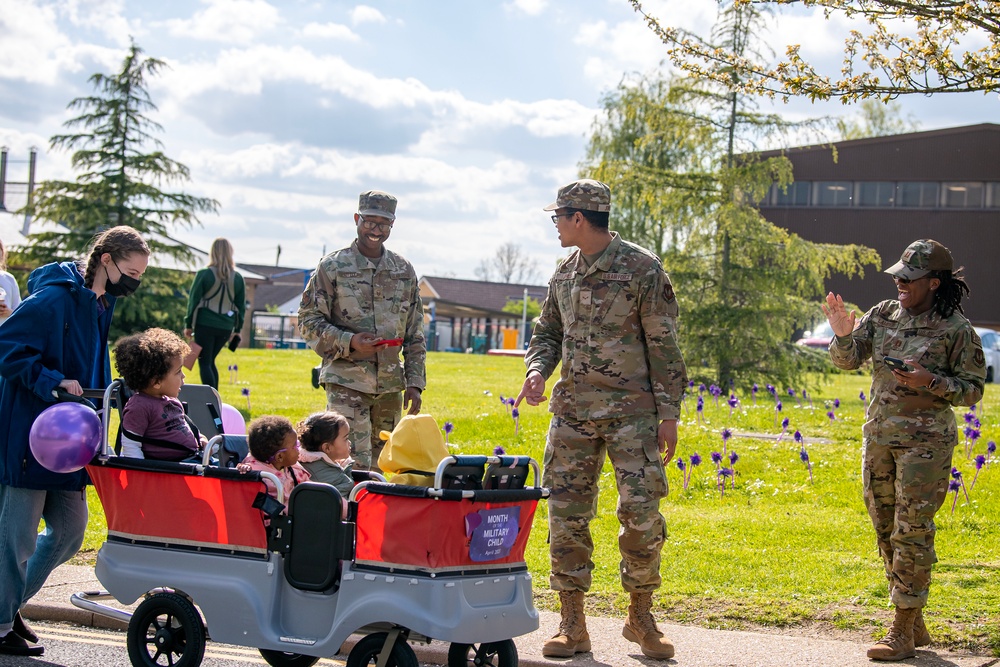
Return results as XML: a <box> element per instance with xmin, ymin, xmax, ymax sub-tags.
<box><xmin>23</xmin><ymin>603</ymin><xmax>554</xmax><ymax>667</ymax></box>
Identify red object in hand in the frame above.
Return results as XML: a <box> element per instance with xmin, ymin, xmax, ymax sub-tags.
<box><xmin>375</xmin><ymin>338</ymin><xmax>403</xmax><ymax>347</ymax></box>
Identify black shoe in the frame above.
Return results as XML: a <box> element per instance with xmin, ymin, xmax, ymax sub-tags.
<box><xmin>0</xmin><ymin>631</ymin><xmax>44</xmax><ymax>657</ymax></box>
<box><xmin>13</xmin><ymin>612</ymin><xmax>39</xmax><ymax>644</ymax></box>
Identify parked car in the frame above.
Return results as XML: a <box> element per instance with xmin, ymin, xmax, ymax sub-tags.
<box><xmin>975</xmin><ymin>327</ymin><xmax>1000</xmax><ymax>383</ymax></box>
<box><xmin>796</xmin><ymin>321</ymin><xmax>835</xmax><ymax>350</ymax></box>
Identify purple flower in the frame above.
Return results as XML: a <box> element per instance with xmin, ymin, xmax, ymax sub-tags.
<box><xmin>951</xmin><ymin>467</ymin><xmax>962</xmax><ymax>480</ymax></box>
<box><xmin>512</xmin><ymin>408</ymin><xmax>520</xmax><ymax>436</ymax></box>
<box><xmin>728</xmin><ymin>394</ymin><xmax>739</xmax><ymax>408</ymax></box>
<box><xmin>989</xmin><ymin>441</ymin><xmax>997</xmax><ymax>453</ymax></box>
<box><xmin>794</xmin><ymin>430</ymin><xmax>803</xmax><ymax>444</ymax></box>
<box><xmin>717</xmin><ymin>467</ymin><xmax>733</xmax><ymax>496</ymax></box>
<box><xmin>964</xmin><ymin>412</ymin><xmax>975</xmax><ymax>424</ymax></box>
<box><xmin>799</xmin><ymin>448</ymin><xmax>809</xmax><ymax>463</ymax></box>
<box><xmin>766</xmin><ymin>384</ymin><xmax>776</xmax><ymax>396</ymax></box>
<box><xmin>507</xmin><ymin>397</ymin><xmax>515</xmax><ymax>407</ymax></box>
<box><xmin>950</xmin><ymin>478</ymin><xmax>962</xmax><ymax>514</ymax></box>
<box><xmin>782</xmin><ymin>417</ymin><xmax>790</xmax><ymax>428</ymax></box>
<box><xmin>721</xmin><ymin>428</ymin><xmax>733</xmax><ymax>442</ymax></box>
<box><xmin>859</xmin><ymin>390</ymin><xmax>866</xmax><ymax>401</ymax></box>
<box><xmin>776</xmin><ymin>400</ymin><xmax>783</xmax><ymax>412</ymax></box>
<box><xmin>833</xmin><ymin>399</ymin><xmax>840</xmax><ymax>408</ymax></box>
<box><xmin>241</xmin><ymin>387</ymin><xmax>250</xmax><ymax>396</ymax></box>
<box><xmin>827</xmin><ymin>411</ymin><xmax>836</xmax><ymax>421</ymax></box>
<box><xmin>443</xmin><ymin>421</ymin><xmax>454</xmax><ymax>445</ymax></box>
<box><xmin>971</xmin><ymin>454</ymin><xmax>987</xmax><ymax>491</ymax></box>
<box><xmin>729</xmin><ymin>451</ymin><xmax>739</xmax><ymax>465</ymax></box>
<box><xmin>688</xmin><ymin>380</ymin><xmax>695</xmax><ymax>389</ymax></box>
<box><xmin>787</xmin><ymin>388</ymin><xmax>795</xmax><ymax>397</ymax></box>
<box><xmin>710</xmin><ymin>451</ymin><xmax>723</xmax><ymax>467</ymax></box>
<box><xmin>752</xmin><ymin>383</ymin><xmax>759</xmax><ymax>394</ymax></box>
<box><xmin>697</xmin><ymin>396</ymin><xmax>704</xmax><ymax>410</ymax></box>
<box><xmin>689</xmin><ymin>453</ymin><xmax>702</xmax><ymax>467</ymax></box>
<box><xmin>676</xmin><ymin>458</ymin><xmax>686</xmax><ymax>472</ymax></box>
<box><xmin>699</xmin><ymin>383</ymin><xmax>707</xmax><ymax>393</ymax></box>
<box><xmin>493</xmin><ymin>445</ymin><xmax>506</xmax><ymax>456</ymax></box>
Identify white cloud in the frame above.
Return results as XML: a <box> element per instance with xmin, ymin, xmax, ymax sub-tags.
<box><xmin>60</xmin><ymin>0</ymin><xmax>134</xmax><ymax>44</ymax></box>
<box><xmin>163</xmin><ymin>0</ymin><xmax>281</xmax><ymax>44</ymax></box>
<box><xmin>350</xmin><ymin>5</ymin><xmax>386</xmax><ymax>26</ymax></box>
<box><xmin>504</xmin><ymin>0</ymin><xmax>547</xmax><ymax>16</ymax></box>
<box><xmin>301</xmin><ymin>22</ymin><xmax>360</xmax><ymax>41</ymax></box>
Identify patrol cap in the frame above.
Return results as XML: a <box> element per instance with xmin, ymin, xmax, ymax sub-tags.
<box><xmin>884</xmin><ymin>239</ymin><xmax>954</xmax><ymax>281</ymax></box>
<box><xmin>543</xmin><ymin>179</ymin><xmax>611</xmax><ymax>213</ymax></box>
<box><xmin>358</xmin><ymin>190</ymin><xmax>397</xmax><ymax>222</ymax></box>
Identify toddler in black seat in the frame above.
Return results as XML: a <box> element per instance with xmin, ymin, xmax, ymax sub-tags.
<box><xmin>114</xmin><ymin>328</ymin><xmax>207</xmax><ymax>462</ymax></box>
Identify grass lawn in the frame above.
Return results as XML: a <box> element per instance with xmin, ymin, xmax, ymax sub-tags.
<box><xmin>78</xmin><ymin>349</ymin><xmax>1000</xmax><ymax>654</ymax></box>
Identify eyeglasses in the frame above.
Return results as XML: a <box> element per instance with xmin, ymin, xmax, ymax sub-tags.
<box><xmin>551</xmin><ymin>212</ymin><xmax>576</xmax><ymax>224</ymax></box>
<box><xmin>893</xmin><ymin>275</ymin><xmax>928</xmax><ymax>285</ymax></box>
<box><xmin>268</xmin><ymin>442</ymin><xmax>300</xmax><ymax>463</ymax></box>
<box><xmin>358</xmin><ymin>216</ymin><xmax>393</xmax><ymax>233</ymax></box>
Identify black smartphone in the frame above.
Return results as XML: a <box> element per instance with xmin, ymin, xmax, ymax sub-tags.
<box><xmin>884</xmin><ymin>356</ymin><xmax>910</xmax><ymax>372</ymax></box>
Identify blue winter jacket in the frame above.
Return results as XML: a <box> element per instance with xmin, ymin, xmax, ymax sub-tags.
<box><xmin>0</xmin><ymin>262</ymin><xmax>116</xmax><ymax>490</ymax></box>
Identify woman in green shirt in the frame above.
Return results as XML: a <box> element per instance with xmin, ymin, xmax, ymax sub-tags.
<box><xmin>184</xmin><ymin>238</ymin><xmax>245</xmax><ymax>388</ymax></box>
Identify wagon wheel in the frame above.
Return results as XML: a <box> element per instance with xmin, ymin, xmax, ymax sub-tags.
<box><xmin>448</xmin><ymin>639</ymin><xmax>518</xmax><ymax>667</ymax></box>
<box><xmin>346</xmin><ymin>632</ymin><xmax>418</xmax><ymax>667</ymax></box>
<box><xmin>258</xmin><ymin>648</ymin><xmax>320</xmax><ymax>667</ymax></box>
<box><xmin>127</xmin><ymin>592</ymin><xmax>206</xmax><ymax>667</ymax></box>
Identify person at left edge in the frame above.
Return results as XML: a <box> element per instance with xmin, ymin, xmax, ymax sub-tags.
<box><xmin>0</xmin><ymin>226</ymin><xmax>150</xmax><ymax>657</ymax></box>
<box><xmin>298</xmin><ymin>190</ymin><xmax>426</xmax><ymax>471</ymax></box>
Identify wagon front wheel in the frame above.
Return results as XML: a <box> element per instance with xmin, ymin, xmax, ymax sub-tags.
<box><xmin>346</xmin><ymin>632</ymin><xmax>418</xmax><ymax>667</ymax></box>
<box><xmin>259</xmin><ymin>648</ymin><xmax>320</xmax><ymax>667</ymax></box>
<box><xmin>448</xmin><ymin>639</ymin><xmax>518</xmax><ymax>667</ymax></box>
<box><xmin>127</xmin><ymin>592</ymin><xmax>206</xmax><ymax>667</ymax></box>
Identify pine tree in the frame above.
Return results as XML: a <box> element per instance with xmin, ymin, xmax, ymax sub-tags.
<box><xmin>23</xmin><ymin>40</ymin><xmax>218</xmax><ymax>337</ymax></box>
<box><xmin>584</xmin><ymin>4</ymin><xmax>879</xmax><ymax>389</ymax></box>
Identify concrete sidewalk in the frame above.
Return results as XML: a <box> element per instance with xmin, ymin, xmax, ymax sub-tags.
<box><xmin>23</xmin><ymin>564</ymin><xmax>997</xmax><ymax>667</ymax></box>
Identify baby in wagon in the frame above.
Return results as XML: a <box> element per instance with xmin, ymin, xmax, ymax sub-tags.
<box><xmin>296</xmin><ymin>411</ymin><xmax>354</xmax><ymax>498</ymax></box>
<box><xmin>113</xmin><ymin>328</ymin><xmax>207</xmax><ymax>461</ymax></box>
<box><xmin>240</xmin><ymin>415</ymin><xmax>310</xmax><ymax>505</ymax></box>
<box><xmin>377</xmin><ymin>414</ymin><xmax>450</xmax><ymax>487</ymax></box>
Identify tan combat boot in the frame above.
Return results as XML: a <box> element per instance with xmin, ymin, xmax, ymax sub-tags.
<box><xmin>542</xmin><ymin>591</ymin><xmax>591</xmax><ymax>658</ymax></box>
<box><xmin>622</xmin><ymin>591</ymin><xmax>675</xmax><ymax>660</ymax></box>
<box><xmin>867</xmin><ymin>607</ymin><xmax>917</xmax><ymax>661</ymax></box>
<box><xmin>912</xmin><ymin>608</ymin><xmax>931</xmax><ymax>647</ymax></box>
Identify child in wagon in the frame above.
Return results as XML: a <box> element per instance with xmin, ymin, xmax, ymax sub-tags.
<box><xmin>113</xmin><ymin>328</ymin><xmax>207</xmax><ymax>461</ymax></box>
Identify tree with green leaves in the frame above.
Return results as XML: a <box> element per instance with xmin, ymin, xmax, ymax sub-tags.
<box><xmin>23</xmin><ymin>41</ymin><xmax>218</xmax><ymax>338</ymax></box>
<box><xmin>835</xmin><ymin>99</ymin><xmax>920</xmax><ymax>140</ymax></box>
<box><xmin>628</xmin><ymin>0</ymin><xmax>1000</xmax><ymax>102</ymax></box>
<box><xmin>585</xmin><ymin>3</ymin><xmax>879</xmax><ymax>388</ymax></box>
<box><xmin>502</xmin><ymin>295</ymin><xmax>542</xmax><ymax>320</ymax></box>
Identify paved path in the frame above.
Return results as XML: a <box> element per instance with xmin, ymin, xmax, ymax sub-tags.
<box><xmin>22</xmin><ymin>565</ymin><xmax>997</xmax><ymax>667</ymax></box>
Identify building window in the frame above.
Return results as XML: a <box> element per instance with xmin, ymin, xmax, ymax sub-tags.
<box><xmin>987</xmin><ymin>183</ymin><xmax>1000</xmax><ymax>208</ymax></box>
<box><xmin>942</xmin><ymin>182</ymin><xmax>984</xmax><ymax>208</ymax></box>
<box><xmin>858</xmin><ymin>182</ymin><xmax>895</xmax><ymax>207</ymax></box>
<box><xmin>896</xmin><ymin>182</ymin><xmax>939</xmax><ymax>208</ymax></box>
<box><xmin>815</xmin><ymin>182</ymin><xmax>853</xmax><ymax>206</ymax></box>
<box><xmin>773</xmin><ymin>181</ymin><xmax>810</xmax><ymax>206</ymax></box>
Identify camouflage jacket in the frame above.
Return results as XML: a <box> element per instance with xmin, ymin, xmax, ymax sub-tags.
<box><xmin>298</xmin><ymin>241</ymin><xmax>426</xmax><ymax>394</ymax></box>
<box><xmin>829</xmin><ymin>299</ymin><xmax>985</xmax><ymax>448</ymax></box>
<box><xmin>525</xmin><ymin>233</ymin><xmax>687</xmax><ymax>421</ymax></box>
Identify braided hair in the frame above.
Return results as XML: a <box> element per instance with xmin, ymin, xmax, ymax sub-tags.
<box><xmin>932</xmin><ymin>267</ymin><xmax>970</xmax><ymax>319</ymax></box>
<box><xmin>80</xmin><ymin>226</ymin><xmax>150</xmax><ymax>288</ymax></box>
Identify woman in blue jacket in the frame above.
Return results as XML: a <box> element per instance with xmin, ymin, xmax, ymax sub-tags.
<box><xmin>0</xmin><ymin>226</ymin><xmax>149</xmax><ymax>657</ymax></box>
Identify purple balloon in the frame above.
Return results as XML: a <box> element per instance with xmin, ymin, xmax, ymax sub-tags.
<box><xmin>29</xmin><ymin>403</ymin><xmax>102</xmax><ymax>474</ymax></box>
<box><xmin>220</xmin><ymin>403</ymin><xmax>246</xmax><ymax>435</ymax></box>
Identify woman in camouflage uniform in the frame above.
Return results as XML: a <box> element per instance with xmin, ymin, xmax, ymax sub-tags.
<box><xmin>823</xmin><ymin>239</ymin><xmax>985</xmax><ymax>662</ymax></box>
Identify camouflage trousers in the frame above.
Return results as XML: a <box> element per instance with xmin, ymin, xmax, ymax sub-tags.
<box><xmin>862</xmin><ymin>441</ymin><xmax>953</xmax><ymax>609</ymax></box>
<box><xmin>323</xmin><ymin>384</ymin><xmax>402</xmax><ymax>471</ymax></box>
<box><xmin>542</xmin><ymin>413</ymin><xmax>668</xmax><ymax>594</ymax></box>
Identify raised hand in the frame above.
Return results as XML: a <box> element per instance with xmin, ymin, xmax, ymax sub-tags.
<box><xmin>821</xmin><ymin>292</ymin><xmax>856</xmax><ymax>338</ymax></box>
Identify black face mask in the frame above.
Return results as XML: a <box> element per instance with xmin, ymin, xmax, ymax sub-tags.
<box><xmin>104</xmin><ymin>259</ymin><xmax>141</xmax><ymax>298</ymax></box>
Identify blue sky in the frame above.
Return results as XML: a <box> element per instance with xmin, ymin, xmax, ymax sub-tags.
<box><xmin>1</xmin><ymin>0</ymin><xmax>997</xmax><ymax>281</ymax></box>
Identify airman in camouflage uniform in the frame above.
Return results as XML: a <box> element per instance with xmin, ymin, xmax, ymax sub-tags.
<box><xmin>825</xmin><ymin>239</ymin><xmax>985</xmax><ymax>661</ymax></box>
<box><xmin>515</xmin><ymin>179</ymin><xmax>687</xmax><ymax>661</ymax></box>
<box><xmin>298</xmin><ymin>191</ymin><xmax>426</xmax><ymax>470</ymax></box>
